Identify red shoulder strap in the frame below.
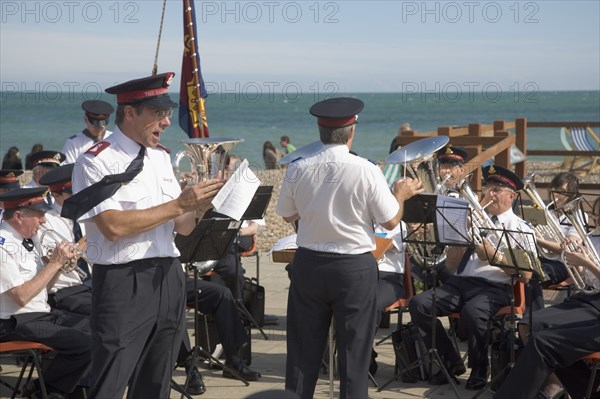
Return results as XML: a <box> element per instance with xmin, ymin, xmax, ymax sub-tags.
<box><xmin>156</xmin><ymin>143</ymin><xmax>172</xmax><ymax>154</ymax></box>
<box><xmin>85</xmin><ymin>141</ymin><xmax>111</xmax><ymax>156</ymax></box>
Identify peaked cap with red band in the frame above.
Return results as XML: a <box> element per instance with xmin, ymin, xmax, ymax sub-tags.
<box><xmin>482</xmin><ymin>164</ymin><xmax>524</xmax><ymax>191</ymax></box>
<box><xmin>309</xmin><ymin>97</ymin><xmax>364</xmax><ymax>128</ymax></box>
<box><xmin>0</xmin><ymin>170</ymin><xmax>23</xmax><ymax>189</ymax></box>
<box><xmin>39</xmin><ymin>163</ymin><xmax>74</xmax><ymax>193</ymax></box>
<box><xmin>437</xmin><ymin>145</ymin><xmax>468</xmax><ymax>165</ymax></box>
<box><xmin>0</xmin><ymin>187</ymin><xmax>52</xmax><ymax>212</ymax></box>
<box><xmin>105</xmin><ymin>72</ymin><xmax>178</xmax><ymax>109</ymax></box>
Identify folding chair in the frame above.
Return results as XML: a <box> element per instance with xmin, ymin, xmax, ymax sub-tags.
<box><xmin>240</xmin><ymin>235</ymin><xmax>260</xmax><ymax>284</ymax></box>
<box><xmin>560</xmin><ymin>127</ymin><xmax>600</xmax><ymax>175</ymax></box>
<box><xmin>581</xmin><ymin>352</ymin><xmax>600</xmax><ymax>399</ymax></box>
<box><xmin>382</xmin><ymin>163</ymin><xmax>401</xmax><ymax>188</ymax></box>
<box><xmin>448</xmin><ymin>281</ymin><xmax>526</xmax><ymax>363</ymax></box>
<box><xmin>375</xmin><ymin>252</ymin><xmax>413</xmax><ymax>346</ymax></box>
<box><xmin>0</xmin><ymin>341</ymin><xmax>52</xmax><ymax>399</ymax></box>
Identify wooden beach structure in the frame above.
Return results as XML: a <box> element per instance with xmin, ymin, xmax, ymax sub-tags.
<box><xmin>390</xmin><ymin>118</ymin><xmax>600</xmax><ymax>193</ymax></box>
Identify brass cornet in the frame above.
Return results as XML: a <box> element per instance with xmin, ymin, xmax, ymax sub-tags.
<box><xmin>39</xmin><ymin>226</ymin><xmax>91</xmax><ymax>280</ymax></box>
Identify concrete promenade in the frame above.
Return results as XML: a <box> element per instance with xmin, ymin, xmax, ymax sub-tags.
<box><xmin>1</xmin><ymin>254</ymin><xmax>515</xmax><ymax>399</ymax></box>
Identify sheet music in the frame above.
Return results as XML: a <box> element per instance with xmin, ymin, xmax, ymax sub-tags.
<box><xmin>436</xmin><ymin>196</ymin><xmax>470</xmax><ymax>245</ymax></box>
<box><xmin>212</xmin><ymin>159</ymin><xmax>260</xmax><ymax>221</ymax></box>
<box><xmin>271</xmin><ymin>234</ymin><xmax>298</xmax><ymax>252</ymax></box>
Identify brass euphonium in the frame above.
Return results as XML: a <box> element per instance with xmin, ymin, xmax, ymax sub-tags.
<box><xmin>386</xmin><ymin>136</ymin><xmax>450</xmax><ymax>267</ymax></box>
<box><xmin>560</xmin><ymin>197</ymin><xmax>599</xmax><ymax>295</ymax></box>
<box><xmin>39</xmin><ymin>225</ymin><xmax>91</xmax><ymax>280</ymax></box>
<box><xmin>173</xmin><ymin>138</ymin><xmax>244</xmax><ymax>184</ymax></box>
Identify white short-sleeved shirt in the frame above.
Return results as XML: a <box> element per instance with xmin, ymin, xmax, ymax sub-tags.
<box><xmin>33</xmin><ymin>210</ymin><xmax>83</xmax><ymax>293</ymax></box>
<box><xmin>376</xmin><ymin>221</ymin><xmax>407</xmax><ymax>274</ymax></box>
<box><xmin>62</xmin><ymin>129</ymin><xmax>113</xmax><ymax>164</ymax></box>
<box><xmin>460</xmin><ymin>208</ymin><xmax>536</xmax><ymax>285</ymax></box>
<box><xmin>71</xmin><ymin>127</ymin><xmax>182</xmax><ymax>265</ymax></box>
<box><xmin>276</xmin><ymin>144</ymin><xmax>400</xmax><ymax>254</ymax></box>
<box><xmin>0</xmin><ymin>222</ymin><xmax>51</xmax><ymax>319</ymax></box>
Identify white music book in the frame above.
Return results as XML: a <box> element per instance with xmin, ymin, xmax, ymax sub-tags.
<box><xmin>211</xmin><ymin>159</ymin><xmax>260</xmax><ymax>221</ymax></box>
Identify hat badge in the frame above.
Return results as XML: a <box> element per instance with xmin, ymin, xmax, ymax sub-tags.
<box><xmin>53</xmin><ymin>154</ymin><xmax>61</xmax><ymax>160</ymax></box>
<box><xmin>445</xmin><ymin>147</ymin><xmax>453</xmax><ymax>155</ymax></box>
<box><xmin>489</xmin><ymin>165</ymin><xmax>496</xmax><ymax>174</ymax></box>
<box><xmin>165</xmin><ymin>74</ymin><xmax>174</xmax><ymax>86</ymax></box>
<box><xmin>7</xmin><ymin>172</ymin><xmax>15</xmax><ymax>177</ymax></box>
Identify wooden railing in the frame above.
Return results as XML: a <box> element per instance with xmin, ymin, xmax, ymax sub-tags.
<box><xmin>515</xmin><ymin>119</ymin><xmax>600</xmax><ymax>190</ymax></box>
<box><xmin>390</xmin><ymin>119</ymin><xmax>599</xmax><ymax>192</ymax></box>
<box><xmin>392</xmin><ymin>121</ymin><xmax>516</xmax><ymax>192</ymax></box>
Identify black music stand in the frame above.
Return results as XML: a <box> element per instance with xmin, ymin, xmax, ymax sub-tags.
<box><xmin>470</xmin><ymin>227</ymin><xmax>539</xmax><ymax>399</ymax></box>
<box><xmin>202</xmin><ymin>187</ymin><xmax>273</xmax><ymax>340</ymax></box>
<box><xmin>173</xmin><ymin>217</ymin><xmax>250</xmax><ymax>398</ymax></box>
<box><xmin>378</xmin><ymin>194</ymin><xmax>471</xmax><ymax>398</ymax></box>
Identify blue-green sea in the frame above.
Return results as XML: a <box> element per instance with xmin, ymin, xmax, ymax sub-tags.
<box><xmin>1</xmin><ymin>91</ymin><xmax>599</xmax><ymax>169</ymax></box>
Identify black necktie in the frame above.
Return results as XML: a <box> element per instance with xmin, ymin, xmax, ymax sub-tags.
<box><xmin>61</xmin><ymin>146</ymin><xmax>145</xmax><ymax>221</ymax></box>
<box><xmin>458</xmin><ymin>215</ymin><xmax>499</xmax><ymax>274</ymax></box>
<box><xmin>22</xmin><ymin>238</ymin><xmax>34</xmax><ymax>252</ymax></box>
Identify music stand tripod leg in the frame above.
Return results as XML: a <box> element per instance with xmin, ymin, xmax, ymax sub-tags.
<box><xmin>470</xmin><ymin>274</ymin><xmax>524</xmax><ymax>399</ymax></box>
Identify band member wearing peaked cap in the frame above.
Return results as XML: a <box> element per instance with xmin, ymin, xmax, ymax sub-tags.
<box><xmin>62</xmin><ymin>100</ymin><xmax>115</xmax><ymax>164</ymax></box>
<box><xmin>0</xmin><ymin>187</ymin><xmax>91</xmax><ymax>398</ymax></box>
<box><xmin>277</xmin><ymin>97</ymin><xmax>423</xmax><ymax>399</ymax></box>
<box><xmin>409</xmin><ymin>164</ymin><xmax>536</xmax><ymax>390</ymax></box>
<box><xmin>65</xmin><ymin>72</ymin><xmax>224</xmax><ymax>399</ymax></box>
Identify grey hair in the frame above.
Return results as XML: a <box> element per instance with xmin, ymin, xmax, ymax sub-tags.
<box><xmin>319</xmin><ymin>125</ymin><xmax>354</xmax><ymax>145</ymax></box>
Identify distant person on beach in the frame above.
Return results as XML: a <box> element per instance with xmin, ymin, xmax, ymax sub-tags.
<box><xmin>62</xmin><ymin>100</ymin><xmax>115</xmax><ymax>164</ymax></box>
<box><xmin>263</xmin><ymin>140</ymin><xmax>283</xmax><ymax>169</ymax></box>
<box><xmin>25</xmin><ymin>144</ymin><xmax>43</xmax><ymax>170</ymax></box>
<box><xmin>389</xmin><ymin>122</ymin><xmax>411</xmax><ymax>154</ymax></box>
<box><xmin>2</xmin><ymin>146</ymin><xmax>23</xmax><ymax>170</ymax></box>
<box><xmin>280</xmin><ymin>135</ymin><xmax>297</xmax><ymax>154</ymax></box>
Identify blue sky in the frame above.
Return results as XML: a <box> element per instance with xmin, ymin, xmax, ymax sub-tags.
<box><xmin>1</xmin><ymin>0</ymin><xmax>599</xmax><ymax>93</ymax></box>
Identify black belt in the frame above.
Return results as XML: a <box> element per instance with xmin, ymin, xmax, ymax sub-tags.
<box><xmin>94</xmin><ymin>257</ymin><xmax>176</xmax><ymax>268</ymax></box>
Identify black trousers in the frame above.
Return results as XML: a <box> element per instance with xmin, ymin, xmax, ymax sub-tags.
<box><xmin>286</xmin><ymin>248</ymin><xmax>378</xmax><ymax>399</ymax></box>
<box><xmin>408</xmin><ymin>276</ymin><xmax>511</xmax><ymax>372</ymax></box>
<box><xmin>89</xmin><ymin>257</ymin><xmax>186</xmax><ymax>399</ymax></box>
<box><xmin>212</xmin><ymin>241</ymin><xmax>245</xmax><ymax>298</ymax></box>
<box><xmin>0</xmin><ymin>309</ymin><xmax>91</xmax><ymax>394</ymax></box>
<box><xmin>527</xmin><ymin>258</ymin><xmax>570</xmax><ymax>312</ymax></box>
<box><xmin>494</xmin><ymin>293</ymin><xmax>600</xmax><ymax>399</ymax></box>
<box><xmin>48</xmin><ymin>285</ymin><xmax>92</xmax><ymax>315</ymax></box>
<box><xmin>178</xmin><ymin>277</ymin><xmax>247</xmax><ymax>362</ymax></box>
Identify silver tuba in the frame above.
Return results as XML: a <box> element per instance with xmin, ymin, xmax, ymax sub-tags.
<box><xmin>173</xmin><ymin>138</ymin><xmax>244</xmax><ymax>184</ymax></box>
<box><xmin>39</xmin><ymin>226</ymin><xmax>91</xmax><ymax>280</ymax></box>
<box><xmin>560</xmin><ymin>197</ymin><xmax>599</xmax><ymax>295</ymax></box>
<box><xmin>385</xmin><ymin>136</ymin><xmax>450</xmax><ymax>267</ymax></box>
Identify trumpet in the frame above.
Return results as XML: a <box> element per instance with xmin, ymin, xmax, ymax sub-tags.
<box><xmin>39</xmin><ymin>226</ymin><xmax>91</xmax><ymax>280</ymax></box>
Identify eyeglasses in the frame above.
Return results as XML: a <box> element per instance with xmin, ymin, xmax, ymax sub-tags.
<box><xmin>145</xmin><ymin>107</ymin><xmax>173</xmax><ymax>120</ymax></box>
<box><xmin>483</xmin><ymin>186</ymin><xmax>514</xmax><ymax>195</ymax></box>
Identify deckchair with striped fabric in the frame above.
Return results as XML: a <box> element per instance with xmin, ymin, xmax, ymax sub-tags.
<box><xmin>382</xmin><ymin>163</ymin><xmax>401</xmax><ymax>187</ymax></box>
<box><xmin>560</xmin><ymin>127</ymin><xmax>600</xmax><ymax>175</ymax></box>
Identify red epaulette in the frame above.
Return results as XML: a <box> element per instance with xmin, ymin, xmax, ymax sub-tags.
<box><xmin>156</xmin><ymin>143</ymin><xmax>172</xmax><ymax>154</ymax></box>
<box><xmin>85</xmin><ymin>141</ymin><xmax>111</xmax><ymax>156</ymax></box>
